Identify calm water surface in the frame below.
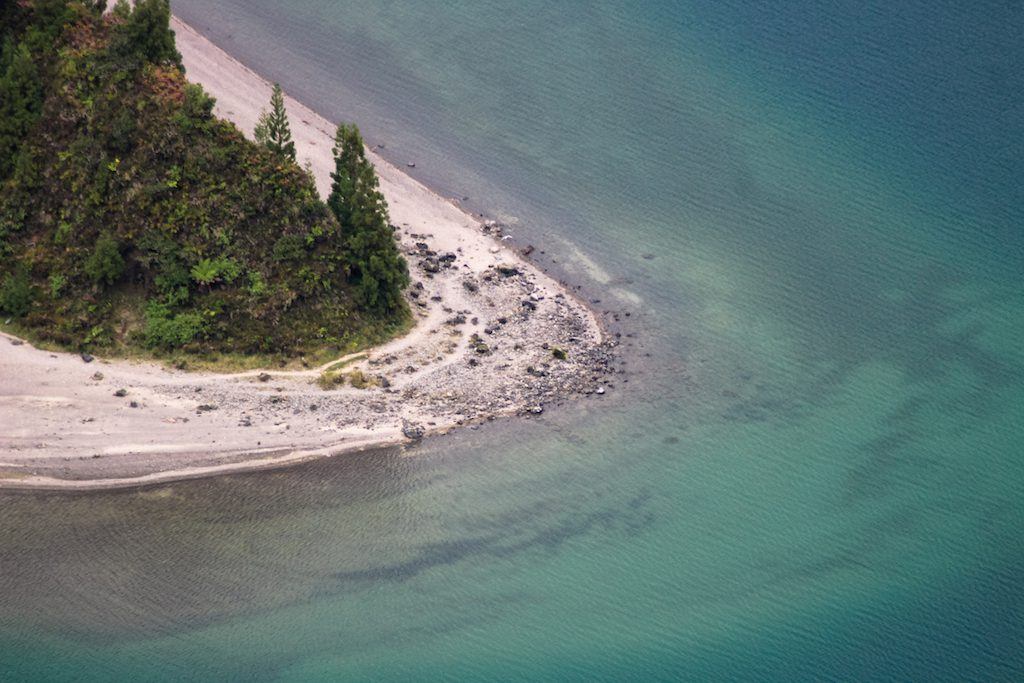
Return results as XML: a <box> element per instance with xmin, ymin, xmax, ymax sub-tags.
<box><xmin>2</xmin><ymin>1</ymin><xmax>1022</xmax><ymax>679</ymax></box>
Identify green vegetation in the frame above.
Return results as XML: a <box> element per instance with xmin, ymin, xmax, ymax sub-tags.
<box><xmin>254</xmin><ymin>83</ymin><xmax>296</xmax><ymax>160</ymax></box>
<box><xmin>109</xmin><ymin>0</ymin><xmax>180</xmax><ymax>68</ymax></box>
<box><xmin>0</xmin><ymin>1</ymin><xmax>408</xmax><ymax>361</ymax></box>
<box><xmin>0</xmin><ymin>41</ymin><xmax>43</xmax><ymax>179</ymax></box>
<box><xmin>84</xmin><ymin>232</ymin><xmax>125</xmax><ymax>286</ymax></box>
<box><xmin>1</xmin><ymin>268</ymin><xmax>33</xmax><ymax>318</ymax></box>
<box><xmin>328</xmin><ymin>123</ymin><xmax>410</xmax><ymax>315</ymax></box>
<box><xmin>316</xmin><ymin>366</ymin><xmax>375</xmax><ymax>390</ymax></box>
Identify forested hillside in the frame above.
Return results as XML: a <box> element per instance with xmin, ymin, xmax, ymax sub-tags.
<box><xmin>0</xmin><ymin>0</ymin><xmax>408</xmax><ymax>362</ymax></box>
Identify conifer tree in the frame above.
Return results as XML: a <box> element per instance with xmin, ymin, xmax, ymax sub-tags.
<box><xmin>254</xmin><ymin>83</ymin><xmax>296</xmax><ymax>160</ymax></box>
<box><xmin>111</xmin><ymin>0</ymin><xmax>181</xmax><ymax>67</ymax></box>
<box><xmin>328</xmin><ymin>124</ymin><xmax>409</xmax><ymax>314</ymax></box>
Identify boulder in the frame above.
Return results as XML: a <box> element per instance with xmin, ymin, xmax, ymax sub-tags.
<box><xmin>402</xmin><ymin>421</ymin><xmax>425</xmax><ymax>440</ymax></box>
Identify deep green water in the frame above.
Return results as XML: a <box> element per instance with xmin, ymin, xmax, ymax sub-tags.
<box><xmin>2</xmin><ymin>1</ymin><xmax>1023</xmax><ymax>679</ymax></box>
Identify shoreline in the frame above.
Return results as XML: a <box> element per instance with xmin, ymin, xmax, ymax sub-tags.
<box><xmin>0</xmin><ymin>15</ymin><xmax>614</xmax><ymax>491</ymax></box>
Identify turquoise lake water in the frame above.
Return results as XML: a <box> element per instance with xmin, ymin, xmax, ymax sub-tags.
<box><xmin>2</xmin><ymin>1</ymin><xmax>1023</xmax><ymax>679</ymax></box>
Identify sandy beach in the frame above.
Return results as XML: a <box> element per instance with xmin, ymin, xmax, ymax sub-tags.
<box><xmin>0</xmin><ymin>16</ymin><xmax>613</xmax><ymax>490</ymax></box>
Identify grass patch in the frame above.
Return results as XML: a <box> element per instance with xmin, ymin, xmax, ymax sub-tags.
<box><xmin>0</xmin><ymin>310</ymin><xmax>410</xmax><ymax>375</ymax></box>
<box><xmin>322</xmin><ymin>353</ymin><xmax>367</xmax><ymax>374</ymax></box>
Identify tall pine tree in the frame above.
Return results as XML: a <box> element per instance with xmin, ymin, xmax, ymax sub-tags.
<box><xmin>254</xmin><ymin>83</ymin><xmax>296</xmax><ymax>160</ymax></box>
<box><xmin>328</xmin><ymin>124</ymin><xmax>408</xmax><ymax>315</ymax></box>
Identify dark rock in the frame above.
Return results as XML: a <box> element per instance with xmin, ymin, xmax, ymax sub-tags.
<box><xmin>462</xmin><ymin>279</ymin><xmax>479</xmax><ymax>293</ymax></box>
<box><xmin>496</xmin><ymin>263</ymin><xmax>520</xmax><ymax>277</ymax></box>
<box><xmin>402</xmin><ymin>421</ymin><xmax>425</xmax><ymax>440</ymax></box>
<box><xmin>257</xmin><ymin>372</ymin><xmax>272</xmax><ymax>382</ymax></box>
<box><xmin>113</xmin><ymin>388</ymin><xmax>128</xmax><ymax>397</ymax></box>
<box><xmin>80</xmin><ymin>353</ymin><xmax>94</xmax><ymax>363</ymax></box>
<box><xmin>521</xmin><ymin>245</ymin><xmax>535</xmax><ymax>256</ymax></box>
<box><xmin>521</xmin><ymin>300</ymin><xmax>537</xmax><ymax>311</ymax></box>
<box><xmin>91</xmin><ymin>372</ymin><xmax>104</xmax><ymax>381</ymax></box>
<box><xmin>196</xmin><ymin>404</ymin><xmax>217</xmax><ymax>413</ymax></box>
<box><xmin>129</xmin><ymin>401</ymin><xmax>139</xmax><ymax>408</ymax></box>
<box><xmin>10</xmin><ymin>339</ymin><xmax>24</xmax><ymax>346</ymax></box>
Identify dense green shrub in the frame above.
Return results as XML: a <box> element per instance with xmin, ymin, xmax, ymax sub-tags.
<box><xmin>143</xmin><ymin>301</ymin><xmax>205</xmax><ymax>349</ymax></box>
<box><xmin>84</xmin><ymin>232</ymin><xmax>125</xmax><ymax>286</ymax></box>
<box><xmin>0</xmin><ymin>268</ymin><xmax>33</xmax><ymax>317</ymax></box>
<box><xmin>190</xmin><ymin>257</ymin><xmax>240</xmax><ymax>287</ymax></box>
<box><xmin>109</xmin><ymin>0</ymin><xmax>180</xmax><ymax>68</ymax></box>
<box><xmin>0</xmin><ymin>40</ymin><xmax>44</xmax><ymax>179</ymax></box>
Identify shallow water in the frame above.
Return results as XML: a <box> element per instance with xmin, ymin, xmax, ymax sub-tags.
<box><xmin>2</xmin><ymin>1</ymin><xmax>1023</xmax><ymax>679</ymax></box>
